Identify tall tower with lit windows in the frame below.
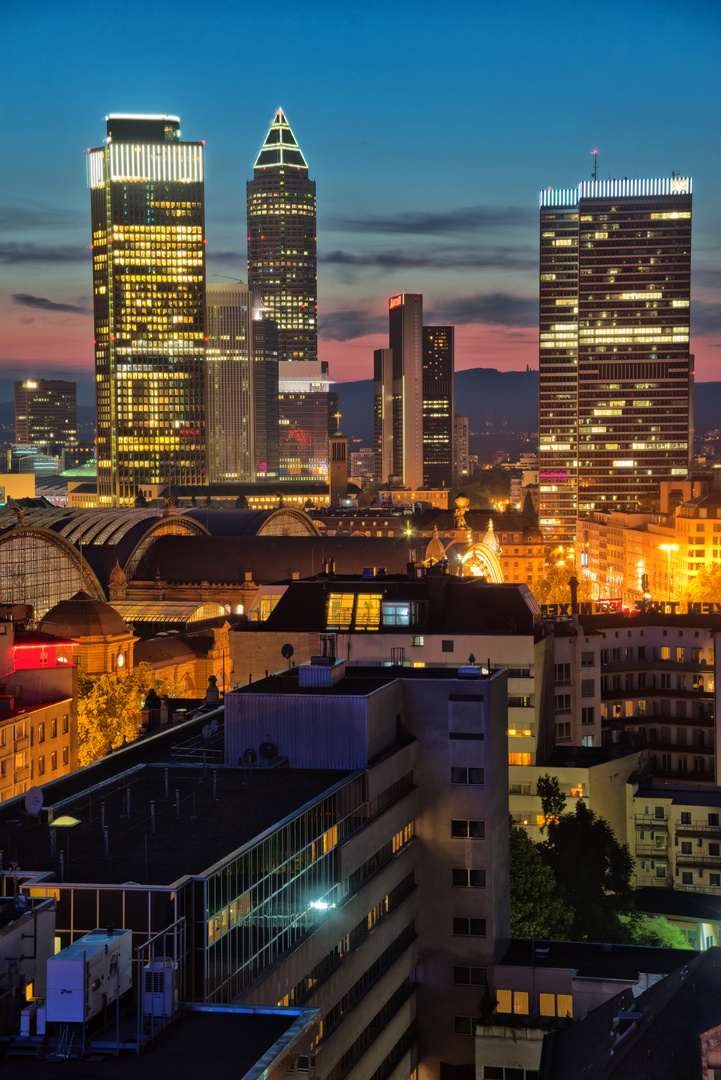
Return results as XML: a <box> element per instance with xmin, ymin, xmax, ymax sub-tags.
<box><xmin>538</xmin><ymin>177</ymin><xmax>693</xmax><ymax>543</ymax></box>
<box><xmin>88</xmin><ymin>114</ymin><xmax>206</xmax><ymax>506</ymax></box>
<box><xmin>248</xmin><ymin>109</ymin><xmax>330</xmax><ymax>479</ymax></box>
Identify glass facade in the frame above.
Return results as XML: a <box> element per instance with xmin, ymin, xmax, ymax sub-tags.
<box><xmin>0</xmin><ymin>531</ymin><xmax>103</xmax><ymax>618</ymax></box>
<box><xmin>14</xmin><ymin>380</ymin><xmax>77</xmax><ymax>447</ymax></box>
<box><xmin>539</xmin><ymin>178</ymin><xmax>693</xmax><ymax>542</ymax></box>
<box><xmin>206</xmin><ymin>284</ymin><xmax>254</xmax><ymax>483</ymax></box>
<box><xmin>422</xmin><ymin>326</ymin><xmax>454</xmax><ymax>488</ymax></box>
<box><xmin>89</xmin><ymin>114</ymin><xmax>206</xmax><ymax>506</ymax></box>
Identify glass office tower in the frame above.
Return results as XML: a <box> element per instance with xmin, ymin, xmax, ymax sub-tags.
<box><xmin>539</xmin><ymin>177</ymin><xmax>692</xmax><ymax>542</ymax></box>
<box><xmin>88</xmin><ymin>114</ymin><xmax>206</xmax><ymax>505</ymax></box>
<box><xmin>422</xmin><ymin>325</ymin><xmax>454</xmax><ymax>488</ymax></box>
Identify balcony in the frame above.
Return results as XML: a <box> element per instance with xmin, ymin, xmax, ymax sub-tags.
<box><xmin>676</xmin><ymin>821</ymin><xmax>721</xmax><ymax>837</ymax></box>
<box><xmin>13</xmin><ymin>735</ymin><xmax>29</xmax><ymax>750</ymax></box>
<box><xmin>602</xmin><ymin>659</ymin><xmax>710</xmax><ymax>674</ymax></box>
<box><xmin>602</xmin><ymin>687</ymin><xmax>713</xmax><ymax>702</ymax></box>
<box><xmin>676</xmin><ymin>854</ymin><xmax>721</xmax><ymax>870</ymax></box>
<box><xmin>635</xmin><ymin>844</ymin><xmax>668</xmax><ymax>857</ymax></box>
<box><xmin>14</xmin><ymin>766</ymin><xmax>29</xmax><ymax>784</ymax></box>
<box><xmin>635</xmin><ymin>814</ymin><xmax>668</xmax><ymax>829</ymax></box>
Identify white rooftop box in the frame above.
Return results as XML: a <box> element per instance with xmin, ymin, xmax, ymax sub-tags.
<box><xmin>46</xmin><ymin>928</ymin><xmax>132</xmax><ymax>1024</ymax></box>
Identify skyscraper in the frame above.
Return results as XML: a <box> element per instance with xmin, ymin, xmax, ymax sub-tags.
<box><xmin>422</xmin><ymin>325</ymin><xmax>454</xmax><ymax>488</ymax></box>
<box><xmin>539</xmin><ymin>177</ymin><xmax>693</xmax><ymax>542</ymax></box>
<box><xmin>374</xmin><ymin>294</ymin><xmax>454</xmax><ymax>490</ymax></box>
<box><xmin>14</xmin><ymin>379</ymin><xmax>77</xmax><ymax>447</ymax></box>
<box><xmin>88</xmin><ymin>114</ymin><xmax>206</xmax><ymax>506</ymax></box>
<box><xmin>206</xmin><ymin>284</ymin><xmax>254</xmax><ymax>483</ymax></box>
<box><xmin>247</xmin><ymin>109</ymin><xmax>329</xmax><ymax>479</ymax></box>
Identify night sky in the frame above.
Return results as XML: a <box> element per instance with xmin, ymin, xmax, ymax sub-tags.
<box><xmin>2</xmin><ymin>0</ymin><xmax>720</xmax><ymax>404</ymax></box>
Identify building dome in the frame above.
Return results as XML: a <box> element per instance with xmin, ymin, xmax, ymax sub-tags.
<box><xmin>40</xmin><ymin>590</ymin><xmax>130</xmax><ymax>639</ymax></box>
<box><xmin>481</xmin><ymin>518</ymin><xmax>501</xmax><ymax>554</ymax></box>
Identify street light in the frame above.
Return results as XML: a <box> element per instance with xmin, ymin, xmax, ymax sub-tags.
<box><xmin>659</xmin><ymin>544</ymin><xmax>679</xmax><ymax>601</ymax></box>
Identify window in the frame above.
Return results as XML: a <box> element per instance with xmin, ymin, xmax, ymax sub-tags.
<box><xmin>710</xmin><ymin>874</ymin><xmax>721</xmax><ymax>887</ymax></box>
<box><xmin>554</xmin><ymin>663</ymin><xmax>571</xmax><ymax>685</ymax></box>
<box><xmin>453</xmin><ymin>966</ymin><xmax>487</xmax><ymax>985</ymax></box>
<box><xmin>355</xmin><ymin>593</ymin><xmax>382</xmax><ymax>629</ymax></box>
<box><xmin>411</xmin><ymin>635</ymin><xmax>424</xmax><ymax>647</ymax></box>
<box><xmin>555</xmin><ymin>722</ymin><xmax>572</xmax><ymax>742</ymax></box>
<box><xmin>661</xmin><ymin>673</ymin><xmax>671</xmax><ymax>688</ymax></box>
<box><xmin>570</xmin><ymin>784</ymin><xmax>584</xmax><ymax>798</ymax></box>
<box><xmin>709</xmin><ymin>843</ymin><xmax>720</xmax><ymax>857</ymax></box>
<box><xmin>451</xmin><ymin>819</ymin><xmax>485</xmax><ymax>838</ymax></box>
<box><xmin>441</xmin><ymin>639</ymin><xmax>454</xmax><ymax>653</ymax></box>
<box><xmin>37</xmin><ymin>723</ymin><xmax>45</xmax><ymax>743</ymax></box>
<box><xmin>660</xmin><ymin>646</ymin><xmax>671</xmax><ymax>660</ymax></box>
<box><xmin>655</xmin><ymin>864</ymin><xmax>667</xmax><ymax>878</ymax></box>
<box><xmin>709</xmin><ymin>814</ymin><xmax>720</xmax><ymax>827</ymax></box>
<box><xmin>509</xmin><ymin>782</ymin><xmax>531</xmax><ymax>795</ymax></box>
<box><xmin>62</xmin><ymin>747</ymin><xmax>69</xmax><ymax>766</ymax></box>
<box><xmin>453</xmin><ymin>1015</ymin><xmax>476</xmax><ymax>1035</ymax></box>
<box><xmin>682</xmin><ymin>872</ymin><xmax>693</xmax><ymax>885</ymax></box>
<box><xmin>680</xmin><ymin>811</ymin><xmax>692</xmax><ymax>824</ymax></box>
<box><xmin>638</xmin><ymin>646</ymin><xmax>646</xmax><ymax>659</ymax></box>
<box><xmin>509</xmin><ymin>753</ymin><xmax>531</xmax><ymax>766</ymax></box>
<box><xmin>582</xmin><ymin>707</ymin><xmax>595</xmax><ymax>725</ymax></box>
<box><xmin>539</xmin><ymin>993</ymin><xmax>573</xmax><ymax>1018</ymax></box>
<box><xmin>554</xmin><ymin>694</ymin><xmax>571</xmax><ymax>713</ymax></box>
<box><xmin>581</xmin><ymin>651</ymin><xmax>594</xmax><ymax>667</ymax></box>
<box><xmin>676</xmin><ymin>647</ymin><xmax>685</xmax><ymax>663</ymax></box>
<box><xmin>51</xmin><ymin>718</ymin><xmax>57</xmax><ymax>738</ymax></box>
<box><xmin>452</xmin><ymin>917</ymin><xmax>486</xmax><ymax>936</ymax></box>
<box><xmin>37</xmin><ymin>756</ymin><xmax>45</xmax><ymax>776</ymax></box>
<box><xmin>496</xmin><ymin>990</ymin><xmax>528</xmax><ymax>1014</ymax></box>
<box><xmin>382</xmin><ymin>602</ymin><xmax>410</xmax><ymax>627</ymax></box>
<box><xmin>51</xmin><ymin>751</ymin><xmax>57</xmax><ymax>771</ymax></box>
<box><xmin>62</xmin><ymin>715</ymin><xmax>69</xmax><ymax>734</ymax></box>
<box><xmin>654</xmin><ymin>806</ymin><xmax>666</xmax><ymax>820</ymax></box>
<box><xmin>581</xmin><ymin>679</ymin><xmax>594</xmax><ymax>697</ymax></box>
<box><xmin>452</xmin><ymin>868</ymin><xmax>486</xmax><ymax>887</ymax></box>
<box><xmin>451</xmin><ymin>767</ymin><xmax>484</xmax><ymax>785</ymax></box>
<box><xmin>680</xmin><ymin>841</ymin><xmax>692</xmax><ymax>854</ymax></box>
<box><xmin>326</xmin><ymin>593</ymin><xmax>355</xmax><ymax>629</ymax></box>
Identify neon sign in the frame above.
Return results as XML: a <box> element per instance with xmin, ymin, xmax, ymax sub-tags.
<box><xmin>389</xmin><ymin>295</ymin><xmax>402</xmax><ymax>310</ymax></box>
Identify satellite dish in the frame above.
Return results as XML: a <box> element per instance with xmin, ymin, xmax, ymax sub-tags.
<box><xmin>25</xmin><ymin>787</ymin><xmax>44</xmax><ymax>816</ymax></box>
<box><xmin>281</xmin><ymin>643</ymin><xmax>294</xmax><ymax>660</ymax></box>
<box><xmin>202</xmin><ymin>724</ymin><xmax>211</xmax><ymax>741</ymax></box>
<box><xmin>209</xmin><ymin>718</ymin><xmax>219</xmax><ymax>736</ymax></box>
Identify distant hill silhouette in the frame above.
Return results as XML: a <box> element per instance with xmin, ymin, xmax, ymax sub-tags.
<box><xmin>337</xmin><ymin>368</ymin><xmax>721</xmax><ymax>446</ymax></box>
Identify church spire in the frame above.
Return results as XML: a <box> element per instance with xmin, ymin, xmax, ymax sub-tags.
<box><xmin>254</xmin><ymin>108</ymin><xmax>308</xmax><ymax>173</ymax></box>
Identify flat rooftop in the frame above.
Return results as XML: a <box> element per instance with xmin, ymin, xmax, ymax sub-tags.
<box><xmin>238</xmin><ymin>663</ymin><xmax>499</xmax><ymax>698</ymax></box>
<box><xmin>5</xmin><ymin>765</ymin><xmax>347</xmax><ymax>886</ymax></box>
<box><xmin>499</xmin><ymin>939</ymin><xmax>695</xmax><ymax>981</ymax></box>
<box><xmin>1</xmin><ymin>1005</ymin><xmax>315</xmax><ymax>1080</ymax></box>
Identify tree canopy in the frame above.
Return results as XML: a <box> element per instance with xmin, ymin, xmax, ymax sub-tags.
<box><xmin>509</xmin><ymin>820</ymin><xmax>574</xmax><ymax>939</ymax></box>
<box><xmin>77</xmin><ymin>663</ymin><xmax>183</xmax><ymax>766</ymax></box>
<box><xmin>683</xmin><ymin>563</ymin><xmax>721</xmax><ymax>605</ymax></box>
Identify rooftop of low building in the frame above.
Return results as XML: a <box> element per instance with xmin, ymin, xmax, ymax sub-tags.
<box><xmin>498</xmin><ymin>938</ymin><xmax>695</xmax><ymax>981</ymax></box>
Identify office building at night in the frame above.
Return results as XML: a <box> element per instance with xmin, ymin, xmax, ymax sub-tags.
<box><xmin>539</xmin><ymin>177</ymin><xmax>693</xmax><ymax>543</ymax></box>
<box><xmin>247</xmin><ymin>109</ymin><xmax>329</xmax><ymax>479</ymax></box>
<box><xmin>88</xmin><ymin>114</ymin><xmax>206</xmax><ymax>506</ymax></box>
<box><xmin>14</xmin><ymin>379</ymin><xmax>77</xmax><ymax>448</ymax></box>
<box><xmin>206</xmin><ymin>283</ymin><xmax>254</xmax><ymax>483</ymax></box>
<box><xmin>375</xmin><ymin>295</ymin><xmax>455</xmax><ymax>489</ymax></box>
<box><xmin>422</xmin><ymin>325</ymin><xmax>454</xmax><ymax>488</ymax></box>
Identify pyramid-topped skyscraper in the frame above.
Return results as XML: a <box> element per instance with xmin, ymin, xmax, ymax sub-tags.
<box><xmin>248</xmin><ymin>109</ymin><xmax>335</xmax><ymax>480</ymax></box>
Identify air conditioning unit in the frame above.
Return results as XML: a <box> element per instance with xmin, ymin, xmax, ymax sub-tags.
<box><xmin>142</xmin><ymin>957</ymin><xmax>179</xmax><ymax>1018</ymax></box>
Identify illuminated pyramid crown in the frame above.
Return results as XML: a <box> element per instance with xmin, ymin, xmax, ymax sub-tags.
<box><xmin>253</xmin><ymin>108</ymin><xmax>308</xmax><ymax>172</ymax></box>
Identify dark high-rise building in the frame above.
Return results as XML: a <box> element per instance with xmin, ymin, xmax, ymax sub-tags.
<box><xmin>422</xmin><ymin>325</ymin><xmax>454</xmax><ymax>488</ymax></box>
<box><xmin>206</xmin><ymin>284</ymin><xmax>254</xmax><ymax>483</ymax></box>
<box><xmin>251</xmin><ymin>313</ymin><xmax>280</xmax><ymax>480</ymax></box>
<box><xmin>14</xmin><ymin>380</ymin><xmax>77</xmax><ymax>447</ymax></box>
<box><xmin>539</xmin><ymin>177</ymin><xmax>693</xmax><ymax>542</ymax></box>
<box><xmin>88</xmin><ymin>114</ymin><xmax>206</xmax><ymax>506</ymax></box>
<box><xmin>375</xmin><ymin>295</ymin><xmax>454</xmax><ymax>489</ymax></box>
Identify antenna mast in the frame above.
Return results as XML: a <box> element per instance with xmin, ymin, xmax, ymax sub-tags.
<box><xmin>591</xmin><ymin>148</ymin><xmax>599</xmax><ymax>181</ymax></box>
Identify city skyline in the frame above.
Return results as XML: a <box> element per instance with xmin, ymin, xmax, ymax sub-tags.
<box><xmin>2</xmin><ymin>0</ymin><xmax>720</xmax><ymax>405</ymax></box>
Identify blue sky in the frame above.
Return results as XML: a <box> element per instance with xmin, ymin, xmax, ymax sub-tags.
<box><xmin>2</xmin><ymin>0</ymin><xmax>720</xmax><ymax>402</ymax></box>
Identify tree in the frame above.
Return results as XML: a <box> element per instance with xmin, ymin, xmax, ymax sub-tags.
<box><xmin>509</xmin><ymin>821</ymin><xmax>574</xmax><ymax>939</ymax></box>
<box><xmin>683</xmin><ymin>563</ymin><xmax>721</xmax><ymax>605</ymax></box>
<box><xmin>541</xmin><ymin>800</ymin><xmax>635</xmax><ymax>943</ymax></box>
<box><xmin>618</xmin><ymin>915</ymin><xmax>691</xmax><ymax>949</ymax></box>
<box><xmin>531</xmin><ymin>563</ymin><xmax>591</xmax><ymax>606</ymax></box>
<box><xmin>536</xmin><ymin>774</ymin><xmax>566</xmax><ymax>833</ymax></box>
<box><xmin>453</xmin><ymin>470</ymin><xmax>511</xmax><ymax>511</ymax></box>
<box><xmin>77</xmin><ymin>663</ymin><xmax>183</xmax><ymax>766</ymax></box>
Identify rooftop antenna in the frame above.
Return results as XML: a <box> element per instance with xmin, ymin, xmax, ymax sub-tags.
<box><xmin>591</xmin><ymin>148</ymin><xmax>599</xmax><ymax>181</ymax></box>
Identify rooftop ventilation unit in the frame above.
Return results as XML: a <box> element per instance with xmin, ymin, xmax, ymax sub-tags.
<box><xmin>143</xmin><ymin>957</ymin><xmax>179</xmax><ymax>1018</ymax></box>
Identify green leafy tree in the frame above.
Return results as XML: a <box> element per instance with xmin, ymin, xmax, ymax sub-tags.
<box><xmin>541</xmin><ymin>800</ymin><xmax>635</xmax><ymax>942</ymax></box>
<box><xmin>77</xmin><ymin>663</ymin><xmax>182</xmax><ymax>766</ymax></box>
<box><xmin>536</xmin><ymin>774</ymin><xmax>567</xmax><ymax>833</ymax></box>
<box><xmin>531</xmin><ymin>564</ymin><xmax>591</xmax><ymax>606</ymax></box>
<box><xmin>683</xmin><ymin>563</ymin><xmax>721</xmax><ymax>605</ymax></box>
<box><xmin>509</xmin><ymin>821</ymin><xmax>575</xmax><ymax>939</ymax></box>
<box><xmin>618</xmin><ymin>915</ymin><xmax>691</xmax><ymax>949</ymax></box>
<box><xmin>453</xmin><ymin>470</ymin><xmax>512</xmax><ymax>511</ymax></box>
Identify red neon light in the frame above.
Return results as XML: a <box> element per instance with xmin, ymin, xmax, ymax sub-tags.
<box><xmin>389</xmin><ymin>295</ymin><xmax>402</xmax><ymax>310</ymax></box>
